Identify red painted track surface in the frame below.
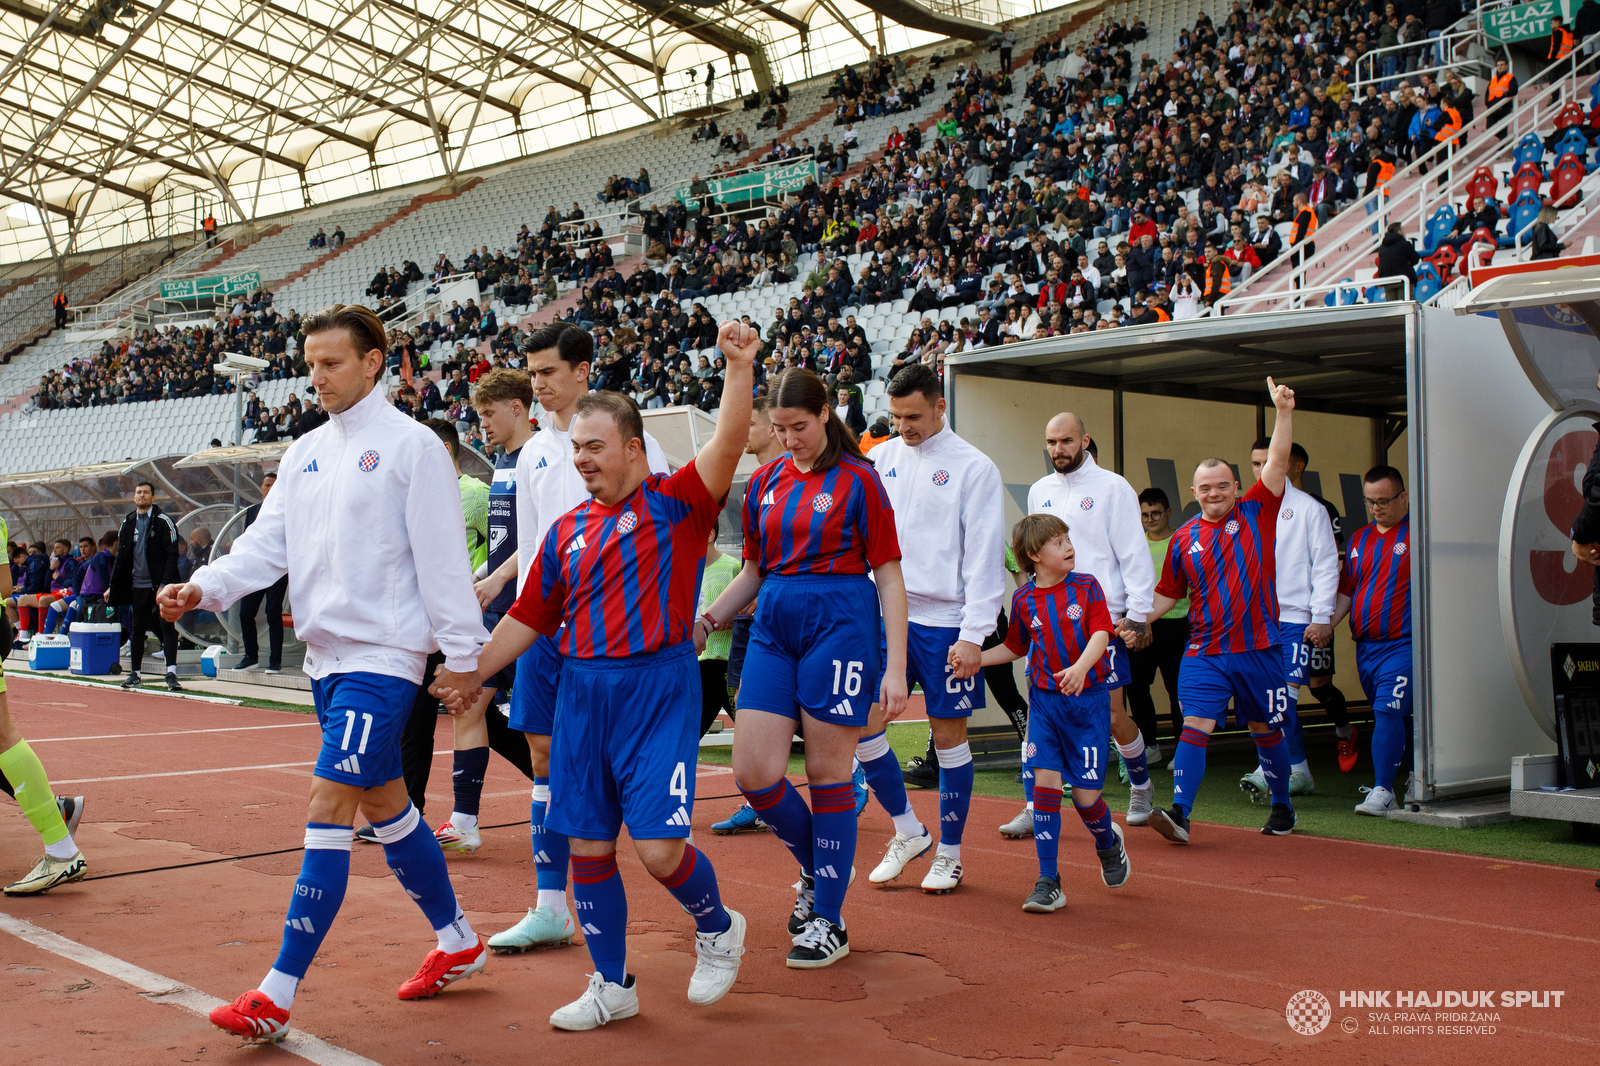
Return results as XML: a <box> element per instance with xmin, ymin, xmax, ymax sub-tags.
<box><xmin>1</xmin><ymin>675</ymin><xmax>1594</xmax><ymax>1065</ymax></box>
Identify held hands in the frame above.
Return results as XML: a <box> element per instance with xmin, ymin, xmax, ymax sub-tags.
<box><xmin>1054</xmin><ymin>663</ymin><xmax>1090</xmax><ymax>697</ymax></box>
<box><xmin>717</xmin><ymin>320</ymin><xmax>763</xmax><ymax>367</ymax></box>
<box><xmin>1304</xmin><ymin>622</ymin><xmax>1334</xmax><ymax>648</ymax></box>
<box><xmin>156</xmin><ymin>582</ymin><xmax>202</xmax><ymax>622</ymax></box>
<box><xmin>430</xmin><ymin>669</ymin><xmax>484</xmax><ymax>716</ymax></box>
<box><xmin>946</xmin><ymin>640</ymin><xmax>982</xmax><ymax>680</ymax></box>
<box><xmin>1267</xmin><ymin>375</ymin><xmax>1295</xmax><ymax>412</ymax></box>
<box><xmin>1115</xmin><ymin>618</ymin><xmax>1151</xmax><ymax>651</ymax></box>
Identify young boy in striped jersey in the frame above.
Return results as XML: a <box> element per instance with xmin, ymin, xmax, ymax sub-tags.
<box><xmin>981</xmin><ymin>513</ymin><xmax>1131</xmax><ymax>913</ymax></box>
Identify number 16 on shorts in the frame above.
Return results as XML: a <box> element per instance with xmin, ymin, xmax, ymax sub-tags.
<box><xmin>828</xmin><ymin>659</ymin><xmax>863</xmax><ymax>717</ymax></box>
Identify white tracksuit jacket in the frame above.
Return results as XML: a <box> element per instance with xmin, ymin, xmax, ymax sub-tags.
<box><xmin>1273</xmin><ymin>482</ymin><xmax>1339</xmax><ymax>625</ymax></box>
<box><xmin>191</xmin><ymin>384</ymin><xmax>486</xmax><ymax>684</ymax></box>
<box><xmin>871</xmin><ymin>425</ymin><xmax>1006</xmax><ymax>646</ymax></box>
<box><xmin>514</xmin><ymin>419</ymin><xmax>669</xmax><ymax>593</ymax></box>
<box><xmin>1026</xmin><ymin>454</ymin><xmax>1155</xmax><ymax>624</ymax></box>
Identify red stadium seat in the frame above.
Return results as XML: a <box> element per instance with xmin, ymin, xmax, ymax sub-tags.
<box><xmin>1461</xmin><ymin>166</ymin><xmax>1496</xmax><ymax>202</ymax></box>
<box><xmin>1507</xmin><ymin>162</ymin><xmax>1545</xmax><ymax>201</ymax></box>
<box><xmin>1555</xmin><ymin>101</ymin><xmax>1588</xmax><ymax>133</ymax></box>
<box><xmin>1551</xmin><ymin>157</ymin><xmax>1586</xmax><ymax>208</ymax></box>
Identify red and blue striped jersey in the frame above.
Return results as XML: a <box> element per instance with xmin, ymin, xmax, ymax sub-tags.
<box><xmin>1003</xmin><ymin>573</ymin><xmax>1116</xmax><ymax>691</ymax></box>
<box><xmin>510</xmin><ymin>459</ymin><xmax>722</xmax><ymax>658</ymax></box>
<box><xmin>1155</xmin><ymin>479</ymin><xmax>1283</xmax><ymax>656</ymax></box>
<box><xmin>742</xmin><ymin>453</ymin><xmax>900</xmax><ymax>575</ymax></box>
<box><xmin>1339</xmin><ymin>516</ymin><xmax>1410</xmax><ymax>642</ymax></box>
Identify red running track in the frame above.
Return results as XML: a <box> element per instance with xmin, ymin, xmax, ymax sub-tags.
<box><xmin>0</xmin><ymin>674</ymin><xmax>1594</xmax><ymax>1065</ymax></box>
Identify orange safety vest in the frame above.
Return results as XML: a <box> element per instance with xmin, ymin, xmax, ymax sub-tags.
<box><xmin>1292</xmin><ymin>208</ymin><xmax>1317</xmax><ymax>244</ymax></box>
<box><xmin>1552</xmin><ymin>27</ymin><xmax>1574</xmax><ymax>61</ymax></box>
<box><xmin>1434</xmin><ymin>105</ymin><xmax>1463</xmax><ymax>145</ymax></box>
<box><xmin>1204</xmin><ymin>260</ymin><xmax>1231</xmax><ymax>297</ymax></box>
<box><xmin>203</xmin><ymin>215</ymin><xmax>216</xmax><ymax>234</ymax></box>
<box><xmin>52</xmin><ymin>292</ymin><xmax>66</xmax><ymax>310</ymax></box>
<box><xmin>1486</xmin><ymin>71</ymin><xmax>1514</xmax><ymax>103</ymax></box>
<box><xmin>1373</xmin><ymin>158</ymin><xmax>1396</xmax><ymax>195</ymax></box>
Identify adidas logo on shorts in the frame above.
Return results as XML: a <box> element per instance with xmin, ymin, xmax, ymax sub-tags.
<box><xmin>814</xmin><ymin>865</ymin><xmax>841</xmax><ymax>878</ymax></box>
<box><xmin>582</xmin><ymin>922</ymin><xmax>602</xmax><ymax>935</ymax></box>
<box><xmin>664</xmin><ymin>806</ymin><xmax>691</xmax><ymax>827</ymax></box>
<box><xmin>828</xmin><ymin>699</ymin><xmax>853</xmax><ymax>716</ymax></box>
<box><xmin>286</xmin><ymin>917</ymin><xmax>316</xmax><ymax>933</ymax></box>
<box><xmin>954</xmin><ymin>695</ymin><xmax>972</xmax><ymax>711</ymax></box>
<box><xmin>334</xmin><ymin>754</ymin><xmax>363</xmax><ymax>775</ymax></box>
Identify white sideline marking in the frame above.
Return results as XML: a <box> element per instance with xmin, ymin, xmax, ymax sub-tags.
<box><xmin>32</xmin><ymin>723</ymin><xmax>318</xmax><ymax>743</ymax></box>
<box><xmin>12</xmin><ymin>672</ymin><xmax>241</xmax><ymax>705</ymax></box>
<box><xmin>53</xmin><ymin>761</ymin><xmax>318</xmax><ymax>784</ymax></box>
<box><xmin>0</xmin><ymin>911</ymin><xmax>383</xmax><ymax>1066</ymax></box>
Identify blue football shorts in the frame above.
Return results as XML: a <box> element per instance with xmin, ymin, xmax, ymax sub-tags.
<box><xmin>310</xmin><ymin>670</ymin><xmax>419</xmax><ymax>788</ymax></box>
<box><xmin>738</xmin><ymin>573</ymin><xmax>880</xmax><ymax>728</ymax></box>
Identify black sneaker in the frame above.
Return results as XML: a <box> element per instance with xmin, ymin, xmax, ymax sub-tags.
<box><xmin>354</xmin><ymin>825</ymin><xmax>379</xmax><ymax>844</ymax></box>
<box><xmin>787</xmin><ymin>873</ymin><xmax>815</xmax><ymax>935</ymax></box>
<box><xmin>234</xmin><ymin>657</ymin><xmax>258</xmax><ymax>671</ymax></box>
<box><xmin>786</xmin><ymin>916</ymin><xmax>848</xmax><ymax>969</ymax></box>
<box><xmin>1096</xmin><ymin>823</ymin><xmax>1131</xmax><ymax>888</ymax></box>
<box><xmin>1149</xmin><ymin>807</ymin><xmax>1191</xmax><ymax>844</ymax></box>
<box><xmin>1262</xmin><ymin>802</ymin><xmax>1298</xmax><ymax>836</ymax></box>
<box><xmin>165</xmin><ymin>674</ymin><xmax>183</xmax><ymax>692</ymax></box>
<box><xmin>901</xmin><ymin>756</ymin><xmax>939</xmax><ymax>789</ymax></box>
<box><xmin>119</xmin><ymin>671</ymin><xmax>141</xmax><ymax>689</ymax></box>
<box><xmin>56</xmin><ymin>795</ymin><xmax>84</xmax><ymax>835</ymax></box>
<box><xmin>1022</xmin><ymin>875</ymin><xmax>1065</xmax><ymax>913</ymax></box>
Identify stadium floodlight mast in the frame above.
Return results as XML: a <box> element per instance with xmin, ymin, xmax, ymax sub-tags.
<box><xmin>214</xmin><ymin>351</ymin><xmax>269</xmax><ymax>507</ymax></box>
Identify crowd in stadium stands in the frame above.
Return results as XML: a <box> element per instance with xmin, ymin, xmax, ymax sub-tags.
<box><xmin>22</xmin><ymin>0</ymin><xmax>1578</xmax><ymax>432</ymax></box>
<box><xmin>28</xmin><ymin>292</ymin><xmax>299</xmax><ymax>412</ymax></box>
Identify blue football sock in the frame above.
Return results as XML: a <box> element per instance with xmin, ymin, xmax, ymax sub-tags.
<box><xmin>1371</xmin><ymin>710</ymin><xmax>1407</xmax><ymax>792</ymax></box>
<box><xmin>571</xmin><ymin>854</ymin><xmax>628</xmax><ymax>984</ymax></box>
<box><xmin>1171</xmin><ymin>726</ymin><xmax>1210</xmax><ymax>816</ymax></box>
<box><xmin>271</xmin><ymin>824</ymin><xmax>352</xmax><ymax>980</ymax></box>
<box><xmin>530</xmin><ymin>778</ymin><xmax>569</xmax><ymax>892</ymax></box>
<box><xmin>1284</xmin><ymin>690</ymin><xmax>1308</xmax><ymax>766</ymax></box>
<box><xmin>856</xmin><ymin>730</ymin><xmax>916</xmax><ymax>831</ymax></box>
<box><xmin>741</xmin><ymin>778</ymin><xmax>814</xmax><ymax>874</ymax></box>
<box><xmin>1032</xmin><ymin>785</ymin><xmax>1062</xmax><ymax>879</ymax></box>
<box><xmin>654</xmin><ymin>845</ymin><xmax>731</xmax><ymax>934</ymax></box>
<box><xmin>1022</xmin><ymin>765</ymin><xmax>1035</xmax><ymax>805</ymax></box>
<box><xmin>1254</xmin><ymin>728</ymin><xmax>1292</xmax><ymax>804</ymax></box>
<box><xmin>1074</xmin><ymin>797</ymin><xmax>1118</xmax><ymax>850</ymax></box>
<box><xmin>808</xmin><ymin>783</ymin><xmax>857</xmax><ymax>924</ymax></box>
<box><xmin>451</xmin><ymin>746</ymin><xmax>490</xmax><ymax>818</ymax></box>
<box><xmin>373</xmin><ymin>804</ymin><xmax>473</xmax><ymax>950</ymax></box>
<box><xmin>1115</xmin><ymin>731</ymin><xmax>1150</xmax><ymax>787</ymax></box>
<box><xmin>936</xmin><ymin>743</ymin><xmax>974</xmax><ymax>848</ymax></box>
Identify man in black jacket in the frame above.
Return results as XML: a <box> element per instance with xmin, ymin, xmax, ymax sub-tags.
<box><xmin>1375</xmin><ymin>223</ymin><xmax>1420</xmax><ymax>301</ymax></box>
<box><xmin>236</xmin><ymin>473</ymin><xmax>288</xmax><ymax>673</ymax></box>
<box><xmin>109</xmin><ymin>481</ymin><xmax>182</xmax><ymax>691</ymax></box>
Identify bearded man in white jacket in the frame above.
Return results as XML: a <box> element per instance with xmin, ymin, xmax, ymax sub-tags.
<box><xmin>159</xmin><ymin>304</ymin><xmax>491</xmax><ymax>1042</ymax></box>
<box><xmin>856</xmin><ymin>365</ymin><xmax>1006</xmax><ymax>894</ymax></box>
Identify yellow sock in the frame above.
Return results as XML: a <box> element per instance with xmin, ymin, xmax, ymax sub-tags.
<box><xmin>0</xmin><ymin>739</ymin><xmax>70</xmax><ymax>847</ymax></box>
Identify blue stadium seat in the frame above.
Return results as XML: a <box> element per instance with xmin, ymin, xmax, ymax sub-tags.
<box><xmin>1413</xmin><ymin>262</ymin><xmax>1442</xmax><ymax>303</ymax></box>
<box><xmin>1512</xmin><ymin>133</ymin><xmax>1546</xmax><ymax>172</ymax></box>
<box><xmin>1553</xmin><ymin>129</ymin><xmax>1593</xmax><ymax>171</ymax></box>
<box><xmin>1421</xmin><ymin>205</ymin><xmax>1458</xmax><ymax>255</ymax></box>
<box><xmin>1501</xmin><ymin>189</ymin><xmax>1546</xmax><ymax>248</ymax></box>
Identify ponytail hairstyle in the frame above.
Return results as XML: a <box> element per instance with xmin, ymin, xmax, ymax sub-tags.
<box><xmin>769</xmin><ymin>367</ymin><xmax>864</xmax><ymax>471</ymax></box>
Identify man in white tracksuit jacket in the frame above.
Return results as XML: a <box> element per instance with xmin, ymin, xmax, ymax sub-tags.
<box><xmin>485</xmin><ymin>321</ymin><xmax>669</xmax><ymax>954</ymax></box>
<box><xmin>1240</xmin><ymin>441</ymin><xmax>1339</xmax><ymax>802</ymax></box>
<box><xmin>159</xmin><ymin>304</ymin><xmax>490</xmax><ymax>1042</ymax></box>
<box><xmin>856</xmin><ymin>365</ymin><xmax>1005</xmax><ymax>895</ymax></box>
<box><xmin>1002</xmin><ymin>411</ymin><xmax>1159</xmax><ymax>836</ymax></box>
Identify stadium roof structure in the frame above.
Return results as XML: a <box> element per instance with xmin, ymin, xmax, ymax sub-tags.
<box><xmin>0</xmin><ymin>0</ymin><xmax>1020</xmax><ymax>262</ymax></box>
<box><xmin>946</xmin><ymin>302</ymin><xmax>1413</xmax><ymax>420</ymax></box>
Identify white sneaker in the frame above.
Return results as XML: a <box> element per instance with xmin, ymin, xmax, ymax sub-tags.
<box><xmin>1354</xmin><ymin>785</ymin><xmax>1396</xmax><ymax>816</ymax></box>
<box><xmin>549</xmin><ymin>972</ymin><xmax>639</xmax><ymax>1031</ymax></box>
<box><xmin>687</xmin><ymin>908</ymin><xmax>745</xmax><ymax>1005</ymax></box>
<box><xmin>919</xmin><ymin>852</ymin><xmax>963</xmax><ymax>894</ymax></box>
<box><xmin>868</xmin><ymin>828</ymin><xmax>932</xmax><ymax>883</ymax></box>
<box><xmin>1126</xmin><ymin>781</ymin><xmax>1155</xmax><ymax>826</ymax></box>
<box><xmin>434</xmin><ymin>821</ymin><xmax>482</xmax><ymax>854</ymax></box>
<box><xmin>999</xmin><ymin>806</ymin><xmax>1034</xmax><ymax>838</ymax></box>
<box><xmin>15</xmin><ymin>630</ymin><xmax>31</xmax><ymax>642</ymax></box>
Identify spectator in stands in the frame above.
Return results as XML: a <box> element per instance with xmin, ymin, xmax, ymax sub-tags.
<box><xmin>309</xmin><ymin>227</ymin><xmax>327</xmax><ymax>250</ymax></box>
<box><xmin>1376</xmin><ymin>222</ymin><xmax>1420</xmax><ymax>301</ymax></box>
<box><xmin>1529</xmin><ymin>206</ymin><xmax>1565</xmax><ymax>260</ymax></box>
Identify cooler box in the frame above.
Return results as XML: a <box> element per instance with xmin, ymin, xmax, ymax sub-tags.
<box><xmin>68</xmin><ymin>623</ymin><xmax>121</xmax><ymax>675</ymax></box>
<box><xmin>201</xmin><ymin>645</ymin><xmax>228</xmax><ymax>678</ymax></box>
<box><xmin>29</xmin><ymin>634</ymin><xmax>71</xmax><ymax>670</ymax></box>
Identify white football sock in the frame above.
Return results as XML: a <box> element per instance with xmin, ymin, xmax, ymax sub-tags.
<box><xmin>450</xmin><ymin>812</ymin><xmax>477</xmax><ymax>832</ymax></box>
<box><xmin>435</xmin><ymin>908</ymin><xmax>476</xmax><ymax>954</ymax></box>
<box><xmin>537</xmin><ymin>888</ymin><xmax>568</xmax><ymax>915</ymax></box>
<box><xmin>44</xmin><ymin>835</ymin><xmax>77</xmax><ymax>860</ymax></box>
<box><xmin>1291</xmin><ymin>761</ymin><xmax>1312</xmax><ymax>777</ymax></box>
<box><xmin>259</xmin><ymin>968</ymin><xmax>298</xmax><ymax>1010</ymax></box>
<box><xmin>891</xmin><ymin>809</ymin><xmax>925</xmax><ymax>839</ymax></box>
<box><xmin>936</xmin><ymin>842</ymin><xmax>961</xmax><ymax>862</ymax></box>
<box><xmin>1335</xmin><ymin>724</ymin><xmax>1353</xmax><ymax>739</ymax></box>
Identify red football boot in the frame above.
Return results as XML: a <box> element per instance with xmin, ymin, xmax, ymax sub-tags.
<box><xmin>398</xmin><ymin>936</ymin><xmax>488</xmax><ymax>999</ymax></box>
<box><xmin>209</xmin><ymin>990</ymin><xmax>291</xmax><ymax>1043</ymax></box>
